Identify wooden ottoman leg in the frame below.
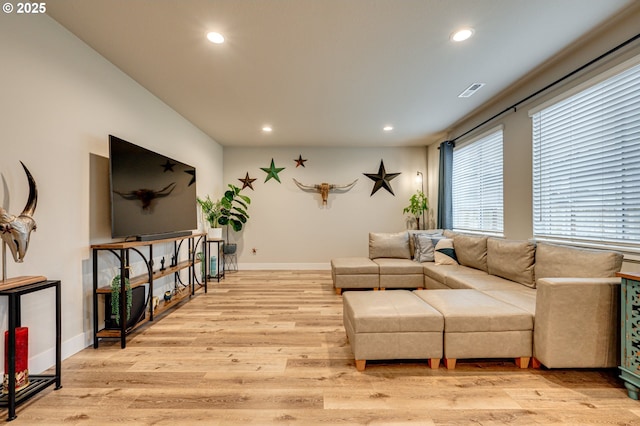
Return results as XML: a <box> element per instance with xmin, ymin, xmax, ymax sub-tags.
<box><xmin>335</xmin><ymin>288</ymin><xmax>342</xmax><ymax>295</ymax></box>
<box><xmin>355</xmin><ymin>360</ymin><xmax>366</xmax><ymax>371</ymax></box>
<box><xmin>531</xmin><ymin>357</ymin><xmax>542</xmax><ymax>369</ymax></box>
<box><xmin>515</xmin><ymin>357</ymin><xmax>530</xmax><ymax>368</ymax></box>
<box><xmin>428</xmin><ymin>358</ymin><xmax>440</xmax><ymax>369</ymax></box>
<box><xmin>444</xmin><ymin>358</ymin><xmax>456</xmax><ymax>370</ymax></box>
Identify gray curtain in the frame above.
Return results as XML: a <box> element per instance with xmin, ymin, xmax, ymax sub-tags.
<box><xmin>437</xmin><ymin>140</ymin><xmax>455</xmax><ymax>230</ymax></box>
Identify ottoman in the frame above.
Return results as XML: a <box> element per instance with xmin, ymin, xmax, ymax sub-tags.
<box><xmin>331</xmin><ymin>257</ymin><xmax>379</xmax><ymax>294</ymax></box>
<box><xmin>414</xmin><ymin>289</ymin><xmax>533</xmax><ymax>369</ymax></box>
<box><xmin>343</xmin><ymin>290</ymin><xmax>444</xmax><ymax>371</ymax></box>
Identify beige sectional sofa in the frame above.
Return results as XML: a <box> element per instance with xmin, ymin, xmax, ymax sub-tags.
<box><xmin>333</xmin><ymin>230</ymin><xmax>624</xmax><ymax>369</ymax></box>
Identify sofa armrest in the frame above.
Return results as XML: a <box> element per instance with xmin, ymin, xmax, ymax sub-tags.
<box><xmin>534</xmin><ymin>277</ymin><xmax>620</xmax><ymax>368</ymax></box>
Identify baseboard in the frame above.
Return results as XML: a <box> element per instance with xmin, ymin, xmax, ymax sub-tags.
<box><xmin>24</xmin><ymin>331</ymin><xmax>89</xmax><ymax>374</ymax></box>
<box><xmin>239</xmin><ymin>263</ymin><xmax>331</xmax><ymax>270</ymax></box>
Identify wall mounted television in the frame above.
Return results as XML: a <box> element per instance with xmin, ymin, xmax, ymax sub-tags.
<box><xmin>109</xmin><ymin>135</ymin><xmax>197</xmax><ymax>241</ymax></box>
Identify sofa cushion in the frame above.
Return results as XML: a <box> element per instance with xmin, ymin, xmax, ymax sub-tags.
<box><xmin>369</xmin><ymin>232</ymin><xmax>411</xmax><ymax>259</ymax></box>
<box><xmin>487</xmin><ymin>238</ymin><xmax>536</xmax><ymax>288</ymax></box>
<box><xmin>534</xmin><ymin>242</ymin><xmax>623</xmax><ymax>280</ymax></box>
<box><xmin>434</xmin><ymin>238</ymin><xmax>458</xmax><ymax>265</ymax></box>
<box><xmin>446</xmin><ymin>273</ymin><xmax>521</xmax><ymax>291</ymax></box>
<box><xmin>422</xmin><ymin>263</ymin><xmax>486</xmax><ymax>284</ymax></box>
<box><xmin>453</xmin><ymin>234</ymin><xmax>488</xmax><ymax>272</ymax></box>
<box><xmin>373</xmin><ymin>258</ymin><xmax>424</xmax><ymax>275</ymax></box>
<box><xmin>483</xmin><ymin>288</ymin><xmax>537</xmax><ymax>315</ymax></box>
<box><xmin>331</xmin><ymin>257</ymin><xmax>379</xmax><ymax>274</ymax></box>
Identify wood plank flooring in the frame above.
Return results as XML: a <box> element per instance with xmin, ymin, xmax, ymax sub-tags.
<box><xmin>6</xmin><ymin>270</ymin><xmax>640</xmax><ymax>425</ymax></box>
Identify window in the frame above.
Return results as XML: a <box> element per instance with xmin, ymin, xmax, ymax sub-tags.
<box><xmin>452</xmin><ymin>127</ymin><xmax>504</xmax><ymax>235</ymax></box>
<box><xmin>531</xmin><ymin>59</ymin><xmax>640</xmax><ymax>247</ymax></box>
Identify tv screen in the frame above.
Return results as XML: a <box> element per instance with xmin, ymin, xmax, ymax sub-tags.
<box><xmin>109</xmin><ymin>135</ymin><xmax>197</xmax><ymax>240</ymax></box>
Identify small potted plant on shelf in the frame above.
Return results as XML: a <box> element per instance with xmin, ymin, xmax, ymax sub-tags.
<box><xmin>110</xmin><ymin>274</ymin><xmax>132</xmax><ymax>326</ymax></box>
<box><xmin>196</xmin><ymin>195</ymin><xmax>223</xmax><ymax>239</ymax></box>
<box><xmin>403</xmin><ymin>190</ymin><xmax>429</xmax><ymax>230</ymax></box>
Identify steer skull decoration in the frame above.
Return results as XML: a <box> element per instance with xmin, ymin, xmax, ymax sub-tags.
<box><xmin>293</xmin><ymin>178</ymin><xmax>358</xmax><ymax>205</ymax></box>
<box><xmin>0</xmin><ymin>162</ymin><xmax>38</xmax><ymax>263</ymax></box>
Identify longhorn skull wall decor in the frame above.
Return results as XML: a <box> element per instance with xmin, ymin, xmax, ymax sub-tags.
<box><xmin>0</xmin><ymin>162</ymin><xmax>38</xmax><ymax>263</ymax></box>
<box><xmin>293</xmin><ymin>178</ymin><xmax>358</xmax><ymax>205</ymax></box>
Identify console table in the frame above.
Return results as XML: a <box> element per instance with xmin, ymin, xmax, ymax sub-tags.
<box><xmin>0</xmin><ymin>277</ymin><xmax>62</xmax><ymax>421</ymax></box>
<box><xmin>618</xmin><ymin>271</ymin><xmax>640</xmax><ymax>399</ymax></box>
<box><xmin>92</xmin><ymin>233</ymin><xmax>206</xmax><ymax>349</ymax></box>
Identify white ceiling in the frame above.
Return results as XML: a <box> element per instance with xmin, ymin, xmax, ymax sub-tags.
<box><xmin>47</xmin><ymin>0</ymin><xmax>635</xmax><ymax>147</ymax></box>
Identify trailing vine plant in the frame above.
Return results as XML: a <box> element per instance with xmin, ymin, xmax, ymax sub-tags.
<box><xmin>110</xmin><ymin>274</ymin><xmax>132</xmax><ymax>325</ymax></box>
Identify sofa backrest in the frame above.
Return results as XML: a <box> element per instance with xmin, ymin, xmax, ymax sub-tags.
<box><xmin>534</xmin><ymin>242</ymin><xmax>623</xmax><ymax>280</ymax></box>
<box><xmin>452</xmin><ymin>234</ymin><xmax>488</xmax><ymax>272</ymax></box>
<box><xmin>369</xmin><ymin>232</ymin><xmax>411</xmax><ymax>259</ymax></box>
<box><xmin>487</xmin><ymin>238</ymin><xmax>536</xmax><ymax>288</ymax></box>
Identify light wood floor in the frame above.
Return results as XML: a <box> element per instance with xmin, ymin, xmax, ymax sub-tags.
<box><xmin>6</xmin><ymin>270</ymin><xmax>640</xmax><ymax>425</ymax></box>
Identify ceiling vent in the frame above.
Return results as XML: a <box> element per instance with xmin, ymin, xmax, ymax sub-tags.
<box><xmin>458</xmin><ymin>83</ymin><xmax>485</xmax><ymax>98</ymax></box>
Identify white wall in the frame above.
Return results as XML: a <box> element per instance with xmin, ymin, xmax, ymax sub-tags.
<box><xmin>437</xmin><ymin>5</ymin><xmax>640</xmax><ymax>271</ymax></box>
<box><xmin>0</xmin><ymin>14</ymin><xmax>223</xmax><ymax>372</ymax></box>
<box><xmin>223</xmin><ymin>146</ymin><xmax>428</xmax><ymax>268</ymax></box>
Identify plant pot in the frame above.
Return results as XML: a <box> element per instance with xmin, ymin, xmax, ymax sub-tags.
<box><xmin>223</xmin><ymin>243</ymin><xmax>237</xmax><ymax>255</ymax></box>
<box><xmin>208</xmin><ymin>228</ymin><xmax>223</xmax><ymax>239</ymax></box>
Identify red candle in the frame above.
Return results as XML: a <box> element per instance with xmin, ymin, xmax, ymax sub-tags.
<box><xmin>3</xmin><ymin>327</ymin><xmax>29</xmax><ymax>393</ymax></box>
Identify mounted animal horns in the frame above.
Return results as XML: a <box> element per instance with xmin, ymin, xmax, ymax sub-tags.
<box><xmin>0</xmin><ymin>162</ymin><xmax>38</xmax><ymax>263</ymax></box>
<box><xmin>20</xmin><ymin>161</ymin><xmax>38</xmax><ymax>217</ymax></box>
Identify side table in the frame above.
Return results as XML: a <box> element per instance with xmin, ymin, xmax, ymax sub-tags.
<box><xmin>0</xmin><ymin>277</ymin><xmax>62</xmax><ymax>421</ymax></box>
<box><xmin>206</xmin><ymin>239</ymin><xmax>225</xmax><ymax>282</ymax></box>
<box><xmin>618</xmin><ymin>271</ymin><xmax>640</xmax><ymax>400</ymax></box>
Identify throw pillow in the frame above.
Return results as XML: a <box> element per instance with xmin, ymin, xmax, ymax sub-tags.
<box><xmin>413</xmin><ymin>234</ymin><xmax>439</xmax><ymax>263</ymax></box>
<box><xmin>369</xmin><ymin>232</ymin><xmax>411</xmax><ymax>259</ymax></box>
<box><xmin>434</xmin><ymin>238</ymin><xmax>458</xmax><ymax>265</ymax></box>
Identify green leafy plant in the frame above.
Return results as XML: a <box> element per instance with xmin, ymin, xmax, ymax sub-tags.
<box><xmin>218</xmin><ymin>184</ymin><xmax>251</xmax><ymax>232</ymax></box>
<box><xmin>110</xmin><ymin>274</ymin><xmax>132</xmax><ymax>325</ymax></box>
<box><xmin>403</xmin><ymin>190</ymin><xmax>429</xmax><ymax>229</ymax></box>
<box><xmin>196</xmin><ymin>195</ymin><xmax>223</xmax><ymax>228</ymax></box>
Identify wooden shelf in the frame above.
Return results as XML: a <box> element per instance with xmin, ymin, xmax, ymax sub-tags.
<box><xmin>95</xmin><ymin>260</ymin><xmax>194</xmax><ymax>293</ymax></box>
<box><xmin>96</xmin><ymin>287</ymin><xmax>195</xmax><ymax>338</ymax></box>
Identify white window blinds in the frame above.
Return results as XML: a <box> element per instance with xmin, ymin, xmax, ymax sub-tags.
<box><xmin>452</xmin><ymin>128</ymin><xmax>504</xmax><ymax>235</ymax></box>
<box><xmin>531</xmin><ymin>60</ymin><xmax>640</xmax><ymax>246</ymax></box>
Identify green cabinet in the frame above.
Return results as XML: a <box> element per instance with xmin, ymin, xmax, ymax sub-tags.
<box><xmin>618</xmin><ymin>271</ymin><xmax>640</xmax><ymax>400</ymax></box>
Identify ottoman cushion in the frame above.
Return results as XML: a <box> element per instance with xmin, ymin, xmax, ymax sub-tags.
<box><xmin>413</xmin><ymin>289</ymin><xmax>532</xmax><ymax>332</ymax></box>
<box><xmin>344</xmin><ymin>290</ymin><xmax>443</xmax><ymax>333</ymax></box>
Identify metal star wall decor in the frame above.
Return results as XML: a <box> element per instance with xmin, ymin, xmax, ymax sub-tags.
<box><xmin>294</xmin><ymin>154</ymin><xmax>307</xmax><ymax>167</ymax></box>
<box><xmin>260</xmin><ymin>158</ymin><xmax>285</xmax><ymax>183</ymax></box>
<box><xmin>363</xmin><ymin>160</ymin><xmax>401</xmax><ymax>196</ymax></box>
<box><xmin>238</xmin><ymin>172</ymin><xmax>257</xmax><ymax>190</ymax></box>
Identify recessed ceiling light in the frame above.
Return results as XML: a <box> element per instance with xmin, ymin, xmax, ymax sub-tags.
<box><xmin>451</xmin><ymin>28</ymin><xmax>474</xmax><ymax>42</ymax></box>
<box><xmin>383</xmin><ymin>126</ymin><xmax>393</xmax><ymax>132</ymax></box>
<box><xmin>262</xmin><ymin>126</ymin><xmax>272</xmax><ymax>133</ymax></box>
<box><xmin>458</xmin><ymin>82</ymin><xmax>485</xmax><ymax>98</ymax></box>
<box><xmin>206</xmin><ymin>32</ymin><xmax>225</xmax><ymax>44</ymax></box>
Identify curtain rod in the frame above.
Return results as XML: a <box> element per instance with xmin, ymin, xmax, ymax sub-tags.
<box><xmin>451</xmin><ymin>32</ymin><xmax>640</xmax><ymax>143</ymax></box>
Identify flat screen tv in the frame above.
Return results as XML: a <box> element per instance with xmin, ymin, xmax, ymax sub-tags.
<box><xmin>109</xmin><ymin>135</ymin><xmax>197</xmax><ymax>241</ymax></box>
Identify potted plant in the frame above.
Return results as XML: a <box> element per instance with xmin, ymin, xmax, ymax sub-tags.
<box><xmin>110</xmin><ymin>274</ymin><xmax>132</xmax><ymax>326</ymax></box>
<box><xmin>218</xmin><ymin>184</ymin><xmax>251</xmax><ymax>249</ymax></box>
<box><xmin>403</xmin><ymin>190</ymin><xmax>429</xmax><ymax>230</ymax></box>
<box><xmin>197</xmin><ymin>195</ymin><xmax>223</xmax><ymax>239</ymax></box>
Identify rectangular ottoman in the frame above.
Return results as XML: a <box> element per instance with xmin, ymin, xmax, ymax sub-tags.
<box><xmin>413</xmin><ymin>289</ymin><xmax>533</xmax><ymax>369</ymax></box>
<box><xmin>343</xmin><ymin>290</ymin><xmax>444</xmax><ymax>371</ymax></box>
<box><xmin>331</xmin><ymin>257</ymin><xmax>379</xmax><ymax>294</ymax></box>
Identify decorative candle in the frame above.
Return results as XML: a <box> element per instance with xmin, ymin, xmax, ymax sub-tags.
<box><xmin>3</xmin><ymin>327</ymin><xmax>29</xmax><ymax>393</ymax></box>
